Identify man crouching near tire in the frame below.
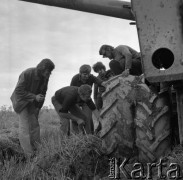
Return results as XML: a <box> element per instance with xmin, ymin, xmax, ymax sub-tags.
<box><xmin>52</xmin><ymin>84</ymin><xmax>101</xmax><ymax>136</ymax></box>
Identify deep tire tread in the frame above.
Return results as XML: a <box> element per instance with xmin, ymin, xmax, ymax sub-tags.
<box><xmin>135</xmin><ymin>85</ymin><xmax>171</xmax><ymax>162</ymax></box>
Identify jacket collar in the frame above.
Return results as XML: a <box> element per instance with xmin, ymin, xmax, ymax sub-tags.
<box><xmin>78</xmin><ymin>73</ymin><xmax>91</xmax><ymax>82</ymax></box>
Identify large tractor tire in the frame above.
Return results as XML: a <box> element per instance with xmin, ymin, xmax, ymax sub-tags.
<box><xmin>98</xmin><ymin>75</ymin><xmax>140</xmax><ymax>158</ymax></box>
<box><xmin>134</xmin><ymin>84</ymin><xmax>171</xmax><ymax>162</ymax></box>
<box><xmin>98</xmin><ymin>75</ymin><xmax>171</xmax><ymax>162</ymax></box>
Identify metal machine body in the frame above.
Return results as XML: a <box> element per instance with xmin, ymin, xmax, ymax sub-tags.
<box><xmin>132</xmin><ymin>0</ymin><xmax>183</xmax><ymax>83</ymax></box>
<box><xmin>131</xmin><ymin>0</ymin><xmax>183</xmax><ymax>144</ymax></box>
<box><xmin>20</xmin><ymin>0</ymin><xmax>135</xmax><ymax>21</ymax></box>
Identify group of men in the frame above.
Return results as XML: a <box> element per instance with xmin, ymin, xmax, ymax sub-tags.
<box><xmin>10</xmin><ymin>44</ymin><xmax>143</xmax><ymax>157</ymax></box>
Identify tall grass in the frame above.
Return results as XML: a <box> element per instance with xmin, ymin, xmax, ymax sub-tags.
<box><xmin>1</xmin><ymin>106</ymin><xmax>183</xmax><ymax>179</ymax></box>
<box><xmin>0</xmin><ymin>106</ymin><xmax>19</xmax><ymax>130</ymax></box>
<box><xmin>0</xmin><ymin>106</ymin><xmax>109</xmax><ymax>180</ymax></box>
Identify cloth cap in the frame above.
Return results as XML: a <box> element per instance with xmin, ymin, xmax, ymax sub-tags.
<box><xmin>79</xmin><ymin>64</ymin><xmax>91</xmax><ymax>74</ymax></box>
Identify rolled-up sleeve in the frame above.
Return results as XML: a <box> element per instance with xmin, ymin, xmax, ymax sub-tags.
<box><xmin>91</xmin><ymin>75</ymin><xmax>103</xmax><ymax>86</ymax></box>
<box><xmin>93</xmin><ymin>83</ymin><xmax>98</xmax><ymax>100</ymax></box>
<box><xmin>86</xmin><ymin>98</ymin><xmax>96</xmax><ymax>111</ymax></box>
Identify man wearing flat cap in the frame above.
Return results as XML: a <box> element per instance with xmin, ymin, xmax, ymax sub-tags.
<box><xmin>70</xmin><ymin>64</ymin><xmax>105</xmax><ymax>134</ymax></box>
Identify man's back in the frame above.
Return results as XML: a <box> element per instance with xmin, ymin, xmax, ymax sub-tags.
<box><xmin>55</xmin><ymin>86</ymin><xmax>78</xmax><ymax>104</ymax></box>
<box><xmin>114</xmin><ymin>45</ymin><xmax>140</xmax><ymax>62</ymax></box>
<box><xmin>113</xmin><ymin>45</ymin><xmax>142</xmax><ymax>76</ymax></box>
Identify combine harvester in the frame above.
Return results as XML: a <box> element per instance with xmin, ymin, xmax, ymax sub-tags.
<box><xmin>18</xmin><ymin>0</ymin><xmax>183</xmax><ymax>163</ymax></box>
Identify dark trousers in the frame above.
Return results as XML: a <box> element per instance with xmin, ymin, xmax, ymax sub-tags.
<box><xmin>51</xmin><ymin>96</ymin><xmax>93</xmax><ymax>135</ymax></box>
<box><xmin>109</xmin><ymin>59</ymin><xmax>142</xmax><ymax>76</ymax></box>
<box><xmin>96</xmin><ymin>96</ymin><xmax>103</xmax><ymax>110</ymax></box>
<box><xmin>109</xmin><ymin>60</ymin><xmax>124</xmax><ymax>75</ymax></box>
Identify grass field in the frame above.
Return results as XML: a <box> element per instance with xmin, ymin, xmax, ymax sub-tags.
<box><xmin>0</xmin><ymin>106</ymin><xmax>109</xmax><ymax>180</ymax></box>
<box><xmin>1</xmin><ymin>106</ymin><xmax>183</xmax><ymax>180</ymax></box>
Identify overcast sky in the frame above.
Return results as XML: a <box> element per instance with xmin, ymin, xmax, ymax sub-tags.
<box><xmin>0</xmin><ymin>0</ymin><xmax>139</xmax><ymax>108</ymax></box>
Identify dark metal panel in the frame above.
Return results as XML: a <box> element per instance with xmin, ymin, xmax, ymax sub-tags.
<box><xmin>132</xmin><ymin>0</ymin><xmax>183</xmax><ymax>82</ymax></box>
<box><xmin>19</xmin><ymin>0</ymin><xmax>135</xmax><ymax>21</ymax></box>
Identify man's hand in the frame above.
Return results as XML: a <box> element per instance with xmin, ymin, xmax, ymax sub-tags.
<box><xmin>77</xmin><ymin>118</ymin><xmax>85</xmax><ymax>133</ymax></box>
<box><xmin>35</xmin><ymin>94</ymin><xmax>45</xmax><ymax>102</ymax></box>
<box><xmin>122</xmin><ymin>69</ymin><xmax>130</xmax><ymax>77</ymax></box>
<box><xmin>94</xmin><ymin>121</ymin><xmax>102</xmax><ymax>135</ymax></box>
<box><xmin>101</xmin><ymin>82</ymin><xmax>107</xmax><ymax>87</ymax></box>
<box><xmin>35</xmin><ymin>108</ymin><xmax>40</xmax><ymax>118</ymax></box>
<box><xmin>77</xmin><ymin>118</ymin><xmax>85</xmax><ymax>126</ymax></box>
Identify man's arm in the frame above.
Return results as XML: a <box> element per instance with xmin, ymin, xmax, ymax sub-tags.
<box><xmin>92</xmin><ymin>75</ymin><xmax>103</xmax><ymax>86</ymax></box>
<box><xmin>92</xmin><ymin>109</ymin><xmax>100</xmax><ymax>121</ymax></box>
<box><xmin>92</xmin><ymin>109</ymin><xmax>102</xmax><ymax>134</ymax></box>
<box><xmin>86</xmin><ymin>98</ymin><xmax>101</xmax><ymax>134</ymax></box>
<box><xmin>15</xmin><ymin>71</ymin><xmax>36</xmax><ymax>102</ymax></box>
<box><xmin>92</xmin><ymin>75</ymin><xmax>106</xmax><ymax>92</ymax></box>
<box><xmin>59</xmin><ymin>111</ymin><xmax>84</xmax><ymax>125</ymax></box>
<box><xmin>115</xmin><ymin>46</ymin><xmax>133</xmax><ymax>76</ymax></box>
<box><xmin>93</xmin><ymin>83</ymin><xmax>98</xmax><ymax>105</ymax></box>
<box><xmin>37</xmin><ymin>78</ymin><xmax>49</xmax><ymax>109</ymax></box>
<box><xmin>121</xmin><ymin>46</ymin><xmax>133</xmax><ymax>70</ymax></box>
<box><xmin>59</xmin><ymin>95</ymin><xmax>85</xmax><ymax>125</ymax></box>
<box><xmin>114</xmin><ymin>46</ymin><xmax>132</xmax><ymax>70</ymax></box>
<box><xmin>86</xmin><ymin>98</ymin><xmax>100</xmax><ymax>122</ymax></box>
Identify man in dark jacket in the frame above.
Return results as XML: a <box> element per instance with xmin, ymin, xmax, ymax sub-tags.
<box><xmin>70</xmin><ymin>64</ymin><xmax>105</xmax><ymax>87</ymax></box>
<box><xmin>70</xmin><ymin>64</ymin><xmax>105</xmax><ymax>134</ymax></box>
<box><xmin>52</xmin><ymin>85</ymin><xmax>100</xmax><ymax>135</ymax></box>
<box><xmin>99</xmin><ymin>44</ymin><xmax>142</xmax><ymax>76</ymax></box>
<box><xmin>92</xmin><ymin>62</ymin><xmax>113</xmax><ymax>110</ymax></box>
<box><xmin>10</xmin><ymin>59</ymin><xmax>55</xmax><ymax>156</ymax></box>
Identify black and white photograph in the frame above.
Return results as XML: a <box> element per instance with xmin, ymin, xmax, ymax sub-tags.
<box><xmin>1</xmin><ymin>0</ymin><xmax>183</xmax><ymax>179</ymax></box>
